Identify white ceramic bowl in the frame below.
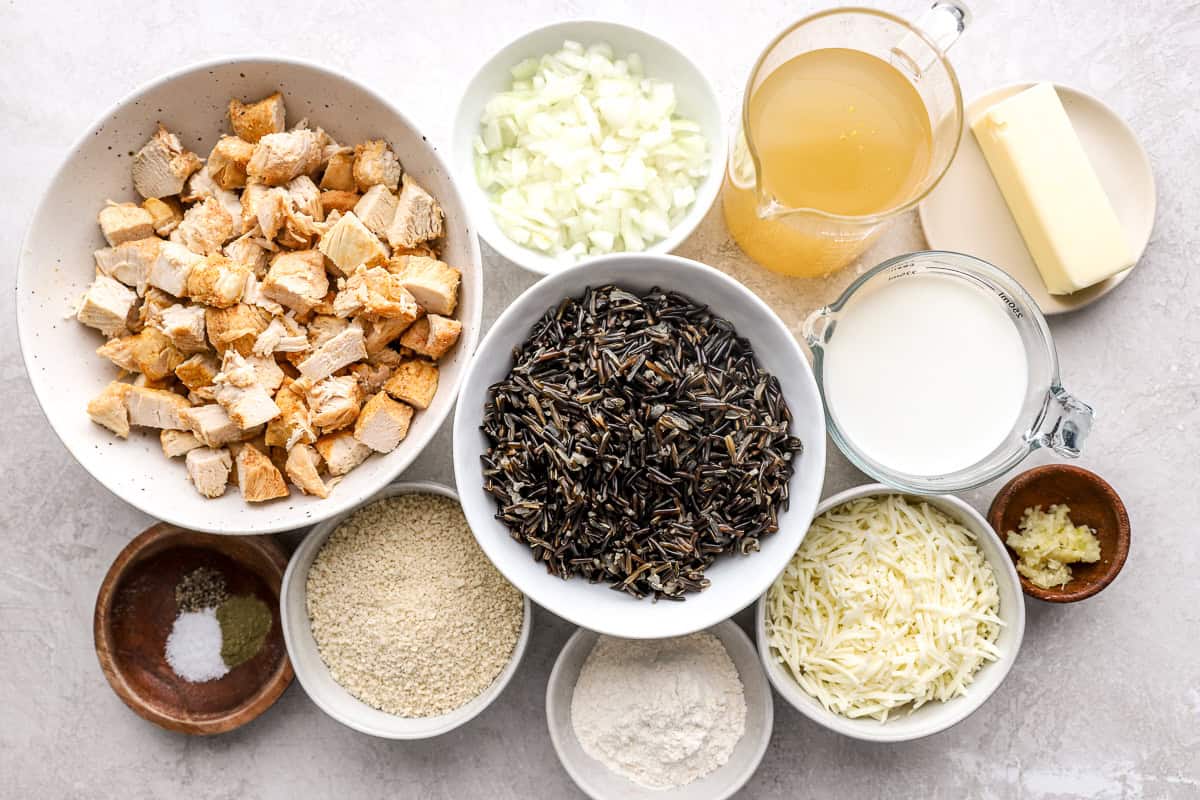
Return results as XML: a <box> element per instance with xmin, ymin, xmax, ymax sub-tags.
<box><xmin>546</xmin><ymin>621</ymin><xmax>773</xmax><ymax>800</ymax></box>
<box><xmin>16</xmin><ymin>56</ymin><xmax>482</xmax><ymax>534</ymax></box>
<box><xmin>452</xmin><ymin>253</ymin><xmax>826</xmax><ymax>639</ymax></box>
<box><xmin>280</xmin><ymin>481</ymin><xmax>531</xmax><ymax>739</ymax></box>
<box><xmin>452</xmin><ymin>20</ymin><xmax>726</xmax><ymax>275</ymax></box>
<box><xmin>755</xmin><ymin>483</ymin><xmax>1026</xmax><ymax>743</ymax></box>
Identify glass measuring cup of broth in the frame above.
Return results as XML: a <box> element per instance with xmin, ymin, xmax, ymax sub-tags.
<box><xmin>803</xmin><ymin>251</ymin><xmax>1095</xmax><ymax>492</ymax></box>
<box><xmin>723</xmin><ymin>4</ymin><xmax>971</xmax><ymax>277</ymax></box>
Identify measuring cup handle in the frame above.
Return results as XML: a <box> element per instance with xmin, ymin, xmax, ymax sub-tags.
<box><xmin>802</xmin><ymin>307</ymin><xmax>835</xmax><ymax>351</ymax></box>
<box><xmin>917</xmin><ymin>2</ymin><xmax>973</xmax><ymax>53</ymax></box>
<box><xmin>1032</xmin><ymin>386</ymin><xmax>1095</xmax><ymax>458</ymax></box>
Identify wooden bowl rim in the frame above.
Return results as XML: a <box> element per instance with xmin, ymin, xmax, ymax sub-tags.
<box><xmin>987</xmin><ymin>464</ymin><xmax>1130</xmax><ymax>603</ymax></box>
<box><xmin>93</xmin><ymin>523</ymin><xmax>295</xmax><ymax>735</ymax></box>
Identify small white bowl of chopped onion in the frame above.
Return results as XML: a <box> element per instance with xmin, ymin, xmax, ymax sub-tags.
<box><xmin>453</xmin><ymin>21</ymin><xmax>724</xmax><ymax>274</ymax></box>
<box><xmin>755</xmin><ymin>484</ymin><xmax>1026</xmax><ymax>743</ymax></box>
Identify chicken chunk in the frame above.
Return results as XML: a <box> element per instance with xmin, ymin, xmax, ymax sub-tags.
<box><xmin>154</xmin><ymin>304</ymin><xmax>208</xmax><ymax>353</ymax></box>
<box><xmin>186</xmin><ymin>447</ymin><xmax>233</xmax><ymax>498</ymax></box>
<box><xmin>186</xmin><ymin>254</ymin><xmax>249</xmax><ymax>308</ymax></box>
<box><xmin>349</xmin><ymin>348</ymin><xmax>402</xmax><ymax>395</ymax></box>
<box><xmin>353</xmin><ymin>185</ymin><xmax>397</xmax><ymax>238</ymax></box>
<box><xmin>319</xmin><ymin>148</ymin><xmax>356</xmax><ymax>191</ymax></box>
<box><xmin>353</xmin><ymin>391</ymin><xmax>412</xmax><ymax>453</ymax></box>
<box><xmin>132</xmin><ymin>125</ymin><xmax>203</xmax><ymax>199</ymax></box>
<box><xmin>180</xmin><ymin>404</ymin><xmax>243</xmax><ymax>447</ymax></box>
<box><xmin>97</xmin><ymin>327</ymin><xmax>184</xmax><ymax>380</ymax></box>
<box><xmin>317</xmin><ymin>211</ymin><xmax>387</xmax><ymax>276</ymax></box>
<box><xmin>98</xmin><ymin>202</ymin><xmax>156</xmax><ymax>247</ymax></box>
<box><xmin>307</xmin><ymin>315</ymin><xmax>348</xmax><ymax>349</ymax></box>
<box><xmin>142</xmin><ymin>197</ymin><xmax>184</xmax><ymax>237</ymax></box>
<box><xmin>386</xmin><ymin>174</ymin><xmax>443</xmax><ymax>249</ymax></box>
<box><xmin>287</xmin><ymin>175</ymin><xmax>323</xmax><ymax>221</ymax></box>
<box><xmin>125</xmin><ymin>385</ymin><xmax>191</xmax><ymax>429</ymax></box>
<box><xmin>398</xmin><ymin>314</ymin><xmax>461</xmax><ymax>360</ymax></box>
<box><xmin>224</xmin><ymin>233</ymin><xmax>272</xmax><ymax>278</ymax></box>
<box><xmin>306</xmin><ymin>375</ymin><xmax>361</xmax><ymax>431</ymax></box>
<box><xmin>172</xmin><ymin>196</ymin><xmax>234</xmax><ymax>256</ymax></box>
<box><xmin>331</xmin><ymin>266</ymin><xmax>421</xmax><ymax>323</ymax></box>
<box><xmin>213</xmin><ymin>351</ymin><xmax>282</xmax><ymax>429</ymax></box>
<box><xmin>247</xmin><ymin>355</ymin><xmax>285</xmax><ymax>395</ymax></box>
<box><xmin>131</xmin><ymin>287</ymin><xmax>175</xmax><ymax>332</ymax></box>
<box><xmin>183</xmin><ymin>169</ymin><xmax>244</xmax><ymax>238</ymax></box>
<box><xmin>315</xmin><ymin>430</ymin><xmax>371</xmax><ymax>476</ymax></box>
<box><xmin>207</xmin><ymin>135</ymin><xmax>255</xmax><ymax>189</ymax></box>
<box><xmin>253</xmin><ymin>316</ymin><xmax>308</xmax><ymax>356</ymax></box>
<box><xmin>320</xmin><ymin>190</ymin><xmax>360</xmax><ymax>216</ymax></box>
<box><xmin>285</xmin><ymin>443</ymin><xmax>328</xmax><ymax>498</ymax></box>
<box><xmin>264</xmin><ymin>379</ymin><xmax>317</xmax><ymax>450</ymax></box>
<box><xmin>389</xmin><ymin>256</ymin><xmax>460</xmax><ymax>316</ymax></box>
<box><xmin>261</xmin><ymin>249</ymin><xmax>328</xmax><ymax>314</ymax></box>
<box><xmin>228</xmin><ymin>92</ymin><xmax>286</xmax><ymax>143</ymax></box>
<box><xmin>352</xmin><ymin>139</ymin><xmax>402</xmax><ymax>192</ymax></box>
<box><xmin>236</xmin><ymin>443</ymin><xmax>289</xmax><ymax>502</ymax></box>
<box><xmin>360</xmin><ymin>316</ymin><xmax>416</xmax><ymax>356</ymax></box>
<box><xmin>161</xmin><ymin>428</ymin><xmax>203</xmax><ymax>458</ymax></box>
<box><xmin>77</xmin><ymin>275</ymin><xmax>136</xmax><ymax>337</ymax></box>
<box><xmin>247</xmin><ymin>129</ymin><xmax>324</xmax><ymax>186</ymax></box>
<box><xmin>297</xmin><ymin>322</ymin><xmax>367</xmax><ymax>382</ymax></box>
<box><xmin>384</xmin><ymin>358</ymin><xmax>439</xmax><ymax>410</ymax></box>
<box><xmin>87</xmin><ymin>381</ymin><xmax>134</xmax><ymax>438</ymax></box>
<box><xmin>94</xmin><ymin>237</ymin><xmax>161</xmax><ymax>292</ymax></box>
<box><xmin>205</xmin><ymin>303</ymin><xmax>270</xmax><ymax>357</ymax></box>
<box><xmin>149</xmin><ymin>241</ymin><xmax>204</xmax><ymax>297</ymax></box>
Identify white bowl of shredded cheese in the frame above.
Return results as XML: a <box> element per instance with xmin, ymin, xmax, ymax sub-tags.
<box><xmin>453</xmin><ymin>20</ymin><xmax>724</xmax><ymax>274</ymax></box>
<box><xmin>755</xmin><ymin>484</ymin><xmax>1025</xmax><ymax>742</ymax></box>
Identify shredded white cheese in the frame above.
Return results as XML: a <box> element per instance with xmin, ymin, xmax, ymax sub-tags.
<box><xmin>766</xmin><ymin>495</ymin><xmax>1003</xmax><ymax>722</ymax></box>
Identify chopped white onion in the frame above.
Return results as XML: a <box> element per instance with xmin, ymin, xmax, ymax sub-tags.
<box><xmin>475</xmin><ymin>40</ymin><xmax>710</xmax><ymax>262</ymax></box>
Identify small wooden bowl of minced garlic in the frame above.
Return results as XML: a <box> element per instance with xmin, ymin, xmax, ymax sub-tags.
<box><xmin>989</xmin><ymin>464</ymin><xmax>1131</xmax><ymax>602</ymax></box>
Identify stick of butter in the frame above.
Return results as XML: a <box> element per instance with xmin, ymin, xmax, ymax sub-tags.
<box><xmin>972</xmin><ymin>83</ymin><xmax>1134</xmax><ymax>295</ymax></box>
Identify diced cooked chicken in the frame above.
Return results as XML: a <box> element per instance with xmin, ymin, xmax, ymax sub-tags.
<box><xmin>307</xmin><ymin>314</ymin><xmax>348</xmax><ymax>349</ymax></box>
<box><xmin>132</xmin><ymin>372</ymin><xmax>175</xmax><ymax>391</ymax></box>
<box><xmin>87</xmin><ymin>381</ymin><xmax>134</xmax><ymax>437</ymax></box>
<box><xmin>205</xmin><ymin>303</ymin><xmax>270</xmax><ymax>357</ymax></box>
<box><xmin>361</xmin><ymin>315</ymin><xmax>417</xmax><ymax>356</ymax></box>
<box><xmin>386</xmin><ymin>174</ymin><xmax>444</xmax><ymax>249</ymax></box>
<box><xmin>353</xmin><ymin>140</ymin><xmax>402</xmax><ymax>192</ymax></box>
<box><xmin>287</xmin><ymin>175</ymin><xmax>323</xmax><ymax>221</ymax></box>
<box><xmin>186</xmin><ymin>447</ymin><xmax>232</xmax><ymax>498</ymax></box>
<box><xmin>264</xmin><ymin>379</ymin><xmax>316</xmax><ymax>450</ymax></box>
<box><xmin>241</xmin><ymin>273</ymin><xmax>284</xmax><ymax>317</ymax></box>
<box><xmin>142</xmin><ymin>197</ymin><xmax>184</xmax><ymax>236</ymax></box>
<box><xmin>213</xmin><ymin>351</ymin><xmax>282</xmax><ymax>429</ymax></box>
<box><xmin>94</xmin><ymin>237</ymin><xmax>161</xmax><ymax>292</ymax></box>
<box><xmin>186</xmin><ymin>254</ymin><xmax>250</xmax><ymax>308</ymax></box>
<box><xmin>319</xmin><ymin>148</ymin><xmax>356</xmax><ymax>191</ymax></box>
<box><xmin>236</xmin><ymin>443</ymin><xmax>289</xmax><ymax>502</ymax></box>
<box><xmin>350</xmin><ymin>348</ymin><xmax>402</xmax><ymax>395</ymax></box>
<box><xmin>331</xmin><ymin>266</ymin><xmax>421</xmax><ymax>323</ymax></box>
<box><xmin>132</xmin><ymin>287</ymin><xmax>175</xmax><ymax>332</ymax></box>
<box><xmin>224</xmin><ymin>233</ymin><xmax>272</xmax><ymax>278</ymax></box>
<box><xmin>149</xmin><ymin>241</ymin><xmax>204</xmax><ymax>297</ymax></box>
<box><xmin>175</xmin><ymin>352</ymin><xmax>220</xmax><ymax>392</ymax></box>
<box><xmin>353</xmin><ymin>392</ymin><xmax>413</xmax><ymax>453</ymax></box>
<box><xmin>154</xmin><ymin>304</ymin><xmax>208</xmax><ymax>352</ymax></box>
<box><xmin>125</xmin><ymin>385</ymin><xmax>191</xmax><ymax>429</ymax></box>
<box><xmin>248</xmin><ymin>355</ymin><xmax>285</xmax><ymax>395</ymax></box>
<box><xmin>384</xmin><ymin>358</ymin><xmax>439</xmax><ymax>410</ymax></box>
<box><xmin>161</xmin><ymin>428</ymin><xmax>203</xmax><ymax>457</ymax></box>
<box><xmin>318</xmin><ymin>212</ymin><xmax>387</xmax><ymax>276</ymax></box>
<box><xmin>97</xmin><ymin>327</ymin><xmax>184</xmax><ymax>380</ymax></box>
<box><xmin>285</xmin><ymin>443</ymin><xmax>328</xmax><ymax>498</ymax></box>
<box><xmin>353</xmin><ymin>185</ymin><xmax>397</xmax><ymax>238</ymax></box>
<box><xmin>247</xmin><ymin>129</ymin><xmax>324</xmax><ymax>186</ymax></box>
<box><xmin>297</xmin><ymin>321</ymin><xmax>367</xmax><ymax>382</ymax></box>
<box><xmin>77</xmin><ymin>275</ymin><xmax>136</xmax><ymax>336</ymax></box>
<box><xmin>261</xmin><ymin>249</ymin><xmax>328</xmax><ymax>313</ymax></box>
<box><xmin>306</xmin><ymin>375</ymin><xmax>361</xmax><ymax>431</ymax></box>
<box><xmin>315</xmin><ymin>430</ymin><xmax>371</xmax><ymax>476</ymax></box>
<box><xmin>180</xmin><ymin>404</ymin><xmax>243</xmax><ymax>447</ymax></box>
<box><xmin>398</xmin><ymin>314</ymin><xmax>462</xmax><ymax>360</ymax></box>
<box><xmin>320</xmin><ymin>190</ymin><xmax>360</xmax><ymax>215</ymax></box>
<box><xmin>98</xmin><ymin>201</ymin><xmax>156</xmax><ymax>247</ymax></box>
<box><xmin>391</xmin><ymin>242</ymin><xmax>440</xmax><ymax>259</ymax></box>
<box><xmin>389</xmin><ymin>255</ymin><xmax>461</xmax><ymax>316</ymax></box>
<box><xmin>183</xmin><ymin>169</ymin><xmax>244</xmax><ymax>238</ymax></box>
<box><xmin>131</xmin><ymin>125</ymin><xmax>202</xmax><ymax>199</ymax></box>
<box><xmin>228</xmin><ymin>92</ymin><xmax>286</xmax><ymax>143</ymax></box>
<box><xmin>207</xmin><ymin>136</ymin><xmax>255</xmax><ymax>189</ymax></box>
<box><xmin>172</xmin><ymin>196</ymin><xmax>235</xmax><ymax>256</ymax></box>
<box><xmin>253</xmin><ymin>316</ymin><xmax>308</xmax><ymax>356</ymax></box>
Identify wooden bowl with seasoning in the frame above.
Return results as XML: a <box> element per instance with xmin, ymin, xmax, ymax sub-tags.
<box><xmin>94</xmin><ymin>523</ymin><xmax>293</xmax><ymax>734</ymax></box>
<box><xmin>988</xmin><ymin>464</ymin><xmax>1130</xmax><ymax>603</ymax></box>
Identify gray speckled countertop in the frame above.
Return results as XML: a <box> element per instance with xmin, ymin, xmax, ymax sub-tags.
<box><xmin>2</xmin><ymin>1</ymin><xmax>1198</xmax><ymax>797</ymax></box>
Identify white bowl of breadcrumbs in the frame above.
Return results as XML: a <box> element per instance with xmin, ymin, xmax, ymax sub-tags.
<box><xmin>281</xmin><ymin>481</ymin><xmax>530</xmax><ymax>738</ymax></box>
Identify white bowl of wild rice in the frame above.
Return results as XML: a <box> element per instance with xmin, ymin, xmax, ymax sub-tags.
<box><xmin>452</xmin><ymin>253</ymin><xmax>826</xmax><ymax>639</ymax></box>
<box><xmin>280</xmin><ymin>481</ymin><xmax>531</xmax><ymax>739</ymax></box>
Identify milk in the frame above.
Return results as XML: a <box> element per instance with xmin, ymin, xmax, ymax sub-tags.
<box><xmin>823</xmin><ymin>273</ymin><xmax>1028</xmax><ymax>476</ymax></box>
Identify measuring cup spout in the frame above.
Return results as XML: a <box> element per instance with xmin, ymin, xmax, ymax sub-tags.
<box><xmin>1031</xmin><ymin>387</ymin><xmax>1094</xmax><ymax>458</ymax></box>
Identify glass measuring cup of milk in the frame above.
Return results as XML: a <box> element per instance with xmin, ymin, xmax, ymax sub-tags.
<box><xmin>803</xmin><ymin>251</ymin><xmax>1094</xmax><ymax>492</ymax></box>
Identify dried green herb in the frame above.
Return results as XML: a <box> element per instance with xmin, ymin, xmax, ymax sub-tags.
<box><xmin>216</xmin><ymin>595</ymin><xmax>272</xmax><ymax>669</ymax></box>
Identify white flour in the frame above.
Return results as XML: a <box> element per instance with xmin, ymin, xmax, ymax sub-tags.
<box><xmin>570</xmin><ymin>632</ymin><xmax>747</xmax><ymax>790</ymax></box>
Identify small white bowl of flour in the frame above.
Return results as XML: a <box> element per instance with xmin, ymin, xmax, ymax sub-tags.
<box><xmin>546</xmin><ymin>621</ymin><xmax>773</xmax><ymax>799</ymax></box>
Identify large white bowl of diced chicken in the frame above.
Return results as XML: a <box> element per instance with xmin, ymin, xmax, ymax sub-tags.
<box><xmin>16</xmin><ymin>57</ymin><xmax>482</xmax><ymax>533</ymax></box>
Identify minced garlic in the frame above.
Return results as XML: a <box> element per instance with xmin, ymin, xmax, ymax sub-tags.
<box><xmin>1005</xmin><ymin>504</ymin><xmax>1101</xmax><ymax>589</ymax></box>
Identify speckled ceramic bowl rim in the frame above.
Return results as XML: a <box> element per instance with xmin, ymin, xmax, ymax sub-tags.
<box><xmin>280</xmin><ymin>481</ymin><xmax>532</xmax><ymax>739</ymax></box>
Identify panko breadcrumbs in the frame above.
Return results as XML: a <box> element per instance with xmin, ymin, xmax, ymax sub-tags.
<box><xmin>306</xmin><ymin>493</ymin><xmax>523</xmax><ymax>717</ymax></box>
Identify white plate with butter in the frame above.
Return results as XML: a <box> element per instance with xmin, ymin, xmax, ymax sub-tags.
<box><xmin>918</xmin><ymin>82</ymin><xmax>1155</xmax><ymax>315</ymax></box>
